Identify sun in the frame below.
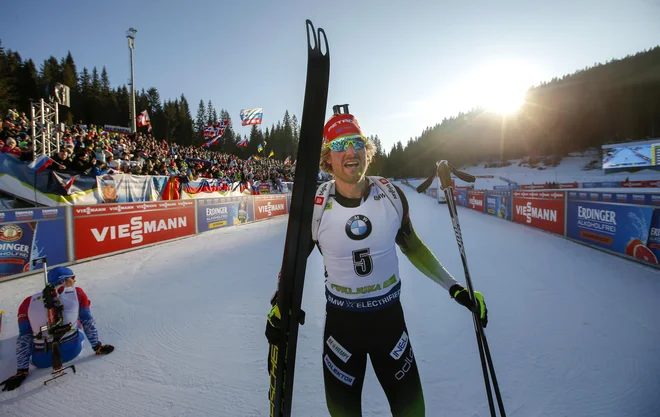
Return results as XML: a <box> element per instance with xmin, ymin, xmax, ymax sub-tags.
<box><xmin>467</xmin><ymin>60</ymin><xmax>540</xmax><ymax>115</ymax></box>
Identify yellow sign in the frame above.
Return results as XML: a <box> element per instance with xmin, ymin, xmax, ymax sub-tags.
<box><xmin>209</xmin><ymin>220</ymin><xmax>227</xmax><ymax>229</ymax></box>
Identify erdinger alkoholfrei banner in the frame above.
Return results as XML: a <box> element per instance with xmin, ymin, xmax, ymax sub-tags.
<box><xmin>0</xmin><ymin>207</ymin><xmax>67</xmax><ymax>281</ymax></box>
<box><xmin>566</xmin><ymin>191</ymin><xmax>660</xmax><ymax>265</ymax></box>
<box><xmin>197</xmin><ymin>197</ymin><xmax>254</xmax><ymax>232</ymax></box>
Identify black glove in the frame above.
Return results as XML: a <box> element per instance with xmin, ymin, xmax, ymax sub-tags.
<box><xmin>450</xmin><ymin>284</ymin><xmax>488</xmax><ymax>328</ymax></box>
<box><xmin>1</xmin><ymin>369</ymin><xmax>28</xmax><ymax>392</ymax></box>
<box><xmin>94</xmin><ymin>344</ymin><xmax>115</xmax><ymax>355</ymax></box>
<box><xmin>266</xmin><ymin>303</ymin><xmax>285</xmax><ymax>375</ymax></box>
<box><xmin>265</xmin><ymin>304</ymin><xmax>284</xmax><ymax>345</ymax></box>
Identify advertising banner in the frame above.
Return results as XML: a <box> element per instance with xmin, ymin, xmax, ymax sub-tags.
<box><xmin>259</xmin><ymin>183</ymin><xmax>271</xmax><ymax>195</ymax></box>
<box><xmin>96</xmin><ymin>174</ymin><xmax>166</xmax><ymax>203</ymax></box>
<box><xmin>197</xmin><ymin>197</ymin><xmax>254</xmax><ymax>232</ymax></box>
<box><xmin>513</xmin><ymin>191</ymin><xmax>566</xmax><ymax>235</ymax></box>
<box><xmin>0</xmin><ymin>207</ymin><xmax>68</xmax><ymax>280</ymax></box>
<box><xmin>567</xmin><ymin>191</ymin><xmax>660</xmax><ymax>206</ymax></box>
<box><xmin>485</xmin><ymin>191</ymin><xmax>512</xmax><ymax>220</ymax></box>
<box><xmin>456</xmin><ymin>190</ymin><xmax>468</xmax><ymax>207</ymax></box>
<box><xmin>467</xmin><ymin>191</ymin><xmax>485</xmax><ymax>213</ymax></box>
<box><xmin>254</xmin><ymin>195</ymin><xmax>288</xmax><ymax>221</ymax></box>
<box><xmin>582</xmin><ymin>181</ymin><xmax>622</xmax><ymax>189</ymax></box>
<box><xmin>567</xmin><ymin>196</ymin><xmax>660</xmax><ymax>265</ymax></box>
<box><xmin>520</xmin><ymin>184</ymin><xmax>548</xmax><ymax>190</ymax></box>
<box><xmin>73</xmin><ymin>201</ymin><xmax>195</xmax><ymax>260</ymax></box>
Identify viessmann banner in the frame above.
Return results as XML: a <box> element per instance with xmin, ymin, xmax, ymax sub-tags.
<box><xmin>513</xmin><ymin>191</ymin><xmax>566</xmax><ymax>235</ymax></box>
<box><xmin>0</xmin><ymin>207</ymin><xmax>68</xmax><ymax>280</ymax></box>
<box><xmin>467</xmin><ymin>191</ymin><xmax>485</xmax><ymax>213</ymax></box>
<box><xmin>73</xmin><ymin>201</ymin><xmax>196</xmax><ymax>260</ymax></box>
<box><xmin>197</xmin><ymin>197</ymin><xmax>254</xmax><ymax>232</ymax></box>
<box><xmin>566</xmin><ymin>192</ymin><xmax>660</xmax><ymax>265</ymax></box>
<box><xmin>253</xmin><ymin>195</ymin><xmax>288</xmax><ymax>221</ymax></box>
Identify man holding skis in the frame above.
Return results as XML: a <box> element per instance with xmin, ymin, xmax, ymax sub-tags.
<box><xmin>1</xmin><ymin>266</ymin><xmax>114</xmax><ymax>391</ymax></box>
<box><xmin>266</xmin><ymin>106</ymin><xmax>488</xmax><ymax>416</ymax></box>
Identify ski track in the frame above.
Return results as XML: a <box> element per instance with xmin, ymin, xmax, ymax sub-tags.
<box><xmin>1</xmin><ymin>183</ymin><xmax>659</xmax><ymax>416</ymax></box>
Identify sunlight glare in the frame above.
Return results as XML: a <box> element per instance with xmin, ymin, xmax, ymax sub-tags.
<box><xmin>468</xmin><ymin>60</ymin><xmax>540</xmax><ymax>115</ymax></box>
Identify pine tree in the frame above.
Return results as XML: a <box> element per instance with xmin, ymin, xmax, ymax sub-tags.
<box><xmin>195</xmin><ymin>100</ymin><xmax>206</xmax><ymax>144</ymax></box>
<box><xmin>206</xmin><ymin>100</ymin><xmax>214</xmax><ymax>125</ymax></box>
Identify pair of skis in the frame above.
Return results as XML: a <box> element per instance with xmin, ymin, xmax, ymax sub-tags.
<box><xmin>267</xmin><ymin>19</ymin><xmax>330</xmax><ymax>417</ymax></box>
<box><xmin>417</xmin><ymin>161</ymin><xmax>507</xmax><ymax>417</ymax></box>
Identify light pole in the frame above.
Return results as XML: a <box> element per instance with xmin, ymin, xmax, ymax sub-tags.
<box><xmin>126</xmin><ymin>27</ymin><xmax>137</xmax><ymax>133</ymax></box>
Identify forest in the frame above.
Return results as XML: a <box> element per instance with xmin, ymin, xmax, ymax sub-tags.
<box><xmin>1</xmin><ymin>40</ymin><xmax>658</xmax><ymax>177</ymax></box>
<box><xmin>381</xmin><ymin>46</ymin><xmax>660</xmax><ymax>178</ymax></box>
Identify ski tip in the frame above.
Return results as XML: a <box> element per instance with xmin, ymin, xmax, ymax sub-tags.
<box><xmin>306</xmin><ymin>20</ymin><xmax>317</xmax><ymax>52</ymax></box>
<box><xmin>317</xmin><ymin>28</ymin><xmax>329</xmax><ymax>57</ymax></box>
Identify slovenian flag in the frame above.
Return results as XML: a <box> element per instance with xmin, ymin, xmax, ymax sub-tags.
<box><xmin>28</xmin><ymin>154</ymin><xmax>54</xmax><ymax>173</ymax></box>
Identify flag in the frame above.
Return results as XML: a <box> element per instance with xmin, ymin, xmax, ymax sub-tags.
<box><xmin>253</xmin><ymin>155</ymin><xmax>260</xmax><ymax>161</ymax></box>
<box><xmin>28</xmin><ymin>154</ymin><xmax>54</xmax><ymax>173</ymax></box>
<box><xmin>268</xmin><ymin>150</ymin><xmax>274</xmax><ymax>158</ymax></box>
<box><xmin>202</xmin><ymin>120</ymin><xmax>230</xmax><ymax>147</ymax></box>
<box><xmin>284</xmin><ymin>156</ymin><xmax>291</xmax><ymax>165</ymax></box>
<box><xmin>137</xmin><ymin>110</ymin><xmax>150</xmax><ymax>127</ymax></box>
<box><xmin>240</xmin><ymin>108</ymin><xmax>263</xmax><ymax>126</ymax></box>
<box><xmin>257</xmin><ymin>143</ymin><xmax>263</xmax><ymax>153</ymax></box>
<box><xmin>236</xmin><ymin>138</ymin><xmax>248</xmax><ymax>147</ymax></box>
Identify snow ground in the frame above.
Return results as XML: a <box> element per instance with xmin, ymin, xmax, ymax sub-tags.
<box><xmin>451</xmin><ymin>149</ymin><xmax>659</xmax><ymax>190</ymax></box>
<box><xmin>1</xmin><ymin>183</ymin><xmax>660</xmax><ymax>417</ymax></box>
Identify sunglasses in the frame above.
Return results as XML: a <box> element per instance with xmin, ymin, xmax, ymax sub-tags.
<box><xmin>326</xmin><ymin>137</ymin><xmax>367</xmax><ymax>152</ymax></box>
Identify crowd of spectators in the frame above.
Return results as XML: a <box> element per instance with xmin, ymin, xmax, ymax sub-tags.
<box><xmin>0</xmin><ymin>111</ymin><xmax>306</xmax><ymax>191</ymax></box>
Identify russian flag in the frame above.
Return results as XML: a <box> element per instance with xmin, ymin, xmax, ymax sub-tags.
<box><xmin>28</xmin><ymin>154</ymin><xmax>54</xmax><ymax>173</ymax></box>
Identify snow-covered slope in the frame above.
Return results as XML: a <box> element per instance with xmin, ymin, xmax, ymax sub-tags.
<box><xmin>1</xmin><ymin>185</ymin><xmax>660</xmax><ymax>416</ymax></box>
<box><xmin>451</xmin><ymin>148</ymin><xmax>659</xmax><ymax>189</ymax></box>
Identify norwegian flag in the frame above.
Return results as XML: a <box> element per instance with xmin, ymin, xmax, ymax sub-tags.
<box><xmin>202</xmin><ymin>120</ymin><xmax>230</xmax><ymax>147</ymax></box>
<box><xmin>203</xmin><ymin>120</ymin><xmax>229</xmax><ymax>138</ymax></box>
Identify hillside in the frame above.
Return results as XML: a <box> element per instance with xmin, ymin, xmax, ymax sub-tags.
<box><xmin>451</xmin><ymin>148</ymin><xmax>659</xmax><ymax>189</ymax></box>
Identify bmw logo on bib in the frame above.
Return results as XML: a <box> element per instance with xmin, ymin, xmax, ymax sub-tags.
<box><xmin>345</xmin><ymin>215</ymin><xmax>372</xmax><ymax>241</ymax></box>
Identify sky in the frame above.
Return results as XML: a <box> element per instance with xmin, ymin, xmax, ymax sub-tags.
<box><xmin>2</xmin><ymin>0</ymin><xmax>660</xmax><ymax>152</ymax></box>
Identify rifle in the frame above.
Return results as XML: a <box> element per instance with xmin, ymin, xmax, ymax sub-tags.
<box><xmin>33</xmin><ymin>257</ymin><xmax>77</xmax><ymax>385</ymax></box>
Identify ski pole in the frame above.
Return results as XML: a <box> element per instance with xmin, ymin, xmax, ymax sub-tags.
<box><xmin>422</xmin><ymin>161</ymin><xmax>507</xmax><ymax>417</ymax></box>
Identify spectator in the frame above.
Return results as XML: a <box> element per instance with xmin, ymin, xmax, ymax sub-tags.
<box><xmin>1</xmin><ymin>138</ymin><xmax>22</xmax><ymax>156</ymax></box>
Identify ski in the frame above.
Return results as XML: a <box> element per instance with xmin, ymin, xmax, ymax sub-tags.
<box><xmin>267</xmin><ymin>19</ymin><xmax>330</xmax><ymax>417</ymax></box>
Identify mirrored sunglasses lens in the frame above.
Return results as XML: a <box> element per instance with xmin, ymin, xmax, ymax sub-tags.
<box><xmin>328</xmin><ymin>138</ymin><xmax>366</xmax><ymax>151</ymax></box>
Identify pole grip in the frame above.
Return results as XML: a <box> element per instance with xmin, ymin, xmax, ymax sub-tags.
<box><xmin>447</xmin><ymin>162</ymin><xmax>476</xmax><ymax>183</ymax></box>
